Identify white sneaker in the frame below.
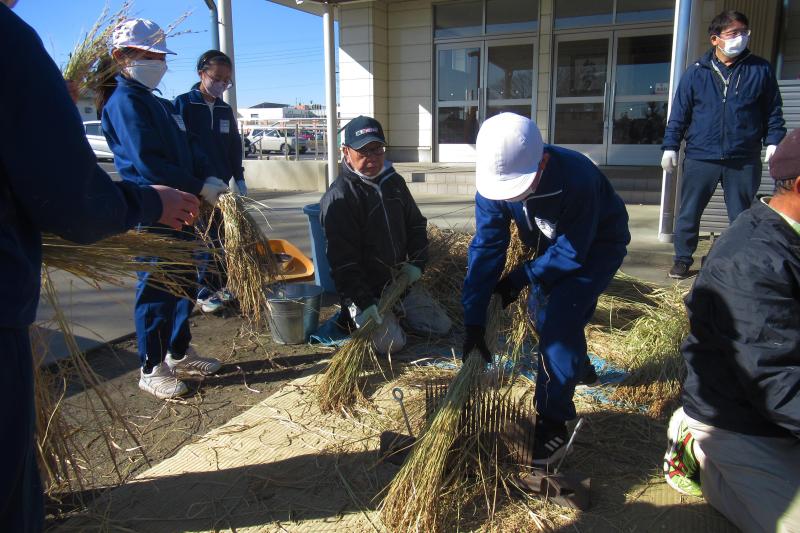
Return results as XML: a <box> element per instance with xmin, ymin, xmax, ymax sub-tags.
<box><xmin>197</xmin><ymin>295</ymin><xmax>223</xmax><ymax>313</ymax></box>
<box><xmin>139</xmin><ymin>362</ymin><xmax>188</xmax><ymax>399</ymax></box>
<box><xmin>165</xmin><ymin>348</ymin><xmax>222</xmax><ymax>377</ymax></box>
<box><xmin>217</xmin><ymin>288</ymin><xmax>235</xmax><ymax>303</ymax></box>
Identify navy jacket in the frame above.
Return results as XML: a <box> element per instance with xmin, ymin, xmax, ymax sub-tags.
<box><xmin>174</xmin><ymin>87</ymin><xmax>244</xmax><ymax>184</ymax></box>
<box><xmin>320</xmin><ymin>163</ymin><xmax>428</xmax><ymax>310</ymax></box>
<box><xmin>682</xmin><ymin>200</ymin><xmax>799</xmax><ymax>439</ymax></box>
<box><xmin>662</xmin><ymin>48</ymin><xmax>785</xmax><ymax>160</ymax></box>
<box><xmin>102</xmin><ymin>75</ymin><xmax>210</xmax><ymax>195</ymax></box>
<box><xmin>463</xmin><ymin>146</ymin><xmax>630</xmax><ymax>327</ymax></box>
<box><xmin>0</xmin><ymin>5</ymin><xmax>161</xmax><ymax>328</ymax></box>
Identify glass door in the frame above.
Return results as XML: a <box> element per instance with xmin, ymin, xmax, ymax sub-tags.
<box><xmin>552</xmin><ymin>34</ymin><xmax>612</xmax><ymax>165</ymax></box>
<box><xmin>607</xmin><ymin>31</ymin><xmax>671</xmax><ymax>165</ymax></box>
<box><xmin>436</xmin><ymin>42</ymin><xmax>482</xmax><ymax>162</ymax></box>
<box><xmin>436</xmin><ymin>39</ymin><xmax>535</xmax><ymax>162</ymax></box>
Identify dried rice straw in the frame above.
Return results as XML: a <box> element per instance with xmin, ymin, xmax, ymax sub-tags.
<box><xmin>316</xmin><ymin>272</ymin><xmax>412</xmax><ymax>413</ymax></box>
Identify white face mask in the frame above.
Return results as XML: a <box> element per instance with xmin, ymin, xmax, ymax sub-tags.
<box><xmin>202</xmin><ymin>78</ymin><xmax>228</xmax><ymax>99</ymax></box>
<box><xmin>718</xmin><ymin>34</ymin><xmax>749</xmax><ymax>58</ymax></box>
<box><xmin>124</xmin><ymin>59</ymin><xmax>167</xmax><ymax>90</ymax></box>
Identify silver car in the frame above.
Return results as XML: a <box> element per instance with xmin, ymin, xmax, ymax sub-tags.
<box><xmin>83</xmin><ymin>120</ymin><xmax>114</xmax><ymax>161</ymax></box>
<box><xmin>248</xmin><ymin>128</ymin><xmax>308</xmax><ymax>155</ymax></box>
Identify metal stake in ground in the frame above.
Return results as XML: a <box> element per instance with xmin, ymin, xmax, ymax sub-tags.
<box><xmin>393</xmin><ymin>387</ymin><xmax>414</xmax><ymax>438</ymax></box>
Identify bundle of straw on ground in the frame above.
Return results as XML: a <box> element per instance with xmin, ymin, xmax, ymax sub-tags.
<box><xmin>211</xmin><ymin>193</ymin><xmax>280</xmax><ymax>326</ymax></box>
<box><xmin>41</xmin><ymin>230</ymin><xmax>212</xmax><ymax>299</ymax></box>
<box><xmin>61</xmin><ymin>2</ymin><xmax>132</xmax><ymax>95</ymax></box>
<box><xmin>316</xmin><ymin>272</ymin><xmax>412</xmax><ymax>413</ymax></box>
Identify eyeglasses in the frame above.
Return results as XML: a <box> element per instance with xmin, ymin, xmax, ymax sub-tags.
<box><xmin>353</xmin><ymin>145</ymin><xmax>385</xmax><ymax>157</ymax></box>
<box><xmin>718</xmin><ymin>28</ymin><xmax>750</xmax><ymax>38</ymax></box>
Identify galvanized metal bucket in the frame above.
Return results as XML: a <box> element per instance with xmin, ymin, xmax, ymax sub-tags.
<box><xmin>265</xmin><ymin>283</ymin><xmax>323</xmax><ymax>344</ymax></box>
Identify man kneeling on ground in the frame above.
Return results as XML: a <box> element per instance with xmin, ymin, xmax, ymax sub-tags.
<box><xmin>320</xmin><ymin>116</ymin><xmax>451</xmax><ymax>354</ymax></box>
<box><xmin>663</xmin><ymin>130</ymin><xmax>800</xmax><ymax>532</ymax></box>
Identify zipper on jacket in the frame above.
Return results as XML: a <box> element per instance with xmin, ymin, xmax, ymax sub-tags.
<box><xmin>360</xmin><ymin>173</ymin><xmax>400</xmax><ymax>264</ymax></box>
<box><xmin>711</xmin><ymin>60</ymin><xmax>729</xmax><ymax>159</ymax></box>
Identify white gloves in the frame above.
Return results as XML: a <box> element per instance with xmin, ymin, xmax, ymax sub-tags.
<box><xmin>661</xmin><ymin>150</ymin><xmax>678</xmax><ymax>173</ymax></box>
<box><xmin>765</xmin><ymin>145</ymin><xmax>778</xmax><ymax>163</ymax></box>
<box><xmin>199</xmin><ymin>176</ymin><xmax>228</xmax><ymax>206</ymax></box>
<box><xmin>229</xmin><ymin>178</ymin><xmax>248</xmax><ymax>196</ymax></box>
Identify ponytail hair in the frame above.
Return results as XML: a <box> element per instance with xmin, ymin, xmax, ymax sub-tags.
<box><xmin>93</xmin><ymin>54</ymin><xmax>119</xmax><ymax>116</ymax></box>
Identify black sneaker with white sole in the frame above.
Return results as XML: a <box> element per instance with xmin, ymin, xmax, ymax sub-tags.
<box><xmin>576</xmin><ymin>359</ymin><xmax>599</xmax><ymax>387</ymax></box>
<box><xmin>532</xmin><ymin>417</ymin><xmax>568</xmax><ymax>466</ymax></box>
<box><xmin>669</xmin><ymin>261</ymin><xmax>691</xmax><ymax>279</ymax></box>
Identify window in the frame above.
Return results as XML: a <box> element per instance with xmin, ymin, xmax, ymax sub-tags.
<box><xmin>250</xmin><ymin>113</ymin><xmax>258</xmax><ymax>118</ymax></box>
<box><xmin>434</xmin><ymin>1</ymin><xmax>482</xmax><ymax>39</ymax></box>
<box><xmin>486</xmin><ymin>0</ymin><xmax>538</xmax><ymax>34</ymax></box>
<box><xmin>83</xmin><ymin>106</ymin><xmax>93</xmax><ymax>114</ymax></box>
<box><xmin>615</xmin><ymin>0</ymin><xmax>673</xmax><ymax>23</ymax></box>
<box><xmin>555</xmin><ymin>0</ymin><xmax>613</xmax><ymax>30</ymax></box>
<box><xmin>85</xmin><ymin>123</ymin><xmax>102</xmax><ymax>136</ymax></box>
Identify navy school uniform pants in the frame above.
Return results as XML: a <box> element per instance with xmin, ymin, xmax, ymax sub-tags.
<box><xmin>0</xmin><ymin>328</ymin><xmax>43</xmax><ymax>532</ymax></box>
<box><xmin>197</xmin><ymin>208</ymin><xmax>228</xmax><ymax>301</ymax></box>
<box><xmin>674</xmin><ymin>157</ymin><xmax>761</xmax><ymax>266</ymax></box>
<box><xmin>530</xmin><ymin>244</ymin><xmax>626</xmax><ymax>422</ymax></box>
<box><xmin>135</xmin><ymin>225</ymin><xmax>197</xmax><ymax>370</ymax></box>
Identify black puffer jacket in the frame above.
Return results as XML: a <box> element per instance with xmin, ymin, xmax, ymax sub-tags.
<box><xmin>681</xmin><ymin>200</ymin><xmax>800</xmax><ymax>439</ymax></box>
<box><xmin>320</xmin><ymin>163</ymin><xmax>428</xmax><ymax>310</ymax></box>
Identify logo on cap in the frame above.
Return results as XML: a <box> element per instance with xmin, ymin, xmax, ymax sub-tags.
<box><xmin>356</xmin><ymin>128</ymin><xmax>379</xmax><ymax>137</ymax></box>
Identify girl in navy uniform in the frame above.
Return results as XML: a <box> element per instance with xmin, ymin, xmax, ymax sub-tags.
<box><xmin>175</xmin><ymin>50</ymin><xmax>246</xmax><ymax>313</ymax></box>
<box><xmin>100</xmin><ymin>19</ymin><xmax>228</xmax><ymax>399</ymax></box>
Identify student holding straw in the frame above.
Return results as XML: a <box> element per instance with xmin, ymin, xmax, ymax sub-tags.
<box><xmin>175</xmin><ymin>49</ymin><xmax>246</xmax><ymax>314</ymax></box>
<box><xmin>0</xmin><ymin>3</ymin><xmax>200</xmax><ymax>530</ymax></box>
<box><xmin>99</xmin><ymin>18</ymin><xmax>226</xmax><ymax>400</ymax></box>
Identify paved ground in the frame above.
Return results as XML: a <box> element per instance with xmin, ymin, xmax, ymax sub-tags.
<box><xmin>41</xmin><ymin>187</ymin><xmax>680</xmax><ymax>361</ymax></box>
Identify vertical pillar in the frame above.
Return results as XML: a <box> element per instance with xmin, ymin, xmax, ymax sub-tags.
<box><xmin>324</xmin><ymin>2</ymin><xmax>338</xmax><ymax>186</ymax></box>
<box><xmin>219</xmin><ymin>0</ymin><xmax>237</xmax><ymax>116</ymax></box>
<box><xmin>659</xmin><ymin>0</ymin><xmax>693</xmax><ymax>243</ymax></box>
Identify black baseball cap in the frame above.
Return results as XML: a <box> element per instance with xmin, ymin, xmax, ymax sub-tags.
<box><xmin>343</xmin><ymin>115</ymin><xmax>386</xmax><ymax>149</ymax></box>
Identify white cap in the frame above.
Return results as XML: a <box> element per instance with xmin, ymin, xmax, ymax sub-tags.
<box><xmin>111</xmin><ymin>18</ymin><xmax>175</xmax><ymax>55</ymax></box>
<box><xmin>475</xmin><ymin>113</ymin><xmax>544</xmax><ymax>201</ymax></box>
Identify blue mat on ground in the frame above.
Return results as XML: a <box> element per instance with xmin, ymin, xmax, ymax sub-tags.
<box><xmin>309</xmin><ymin>313</ymin><xmax>351</xmax><ymax>347</ymax></box>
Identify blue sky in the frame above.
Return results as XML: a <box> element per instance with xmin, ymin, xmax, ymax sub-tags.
<box><xmin>15</xmin><ymin>0</ymin><xmax>335</xmax><ymax>107</ymax></box>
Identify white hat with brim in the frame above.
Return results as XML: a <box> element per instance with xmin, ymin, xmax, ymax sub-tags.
<box><xmin>475</xmin><ymin>113</ymin><xmax>544</xmax><ymax>201</ymax></box>
<box><xmin>112</xmin><ymin>18</ymin><xmax>176</xmax><ymax>55</ymax></box>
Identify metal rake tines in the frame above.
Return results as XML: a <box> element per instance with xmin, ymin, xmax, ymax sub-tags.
<box><xmin>423</xmin><ymin>379</ymin><xmax>536</xmax><ymax>467</ymax></box>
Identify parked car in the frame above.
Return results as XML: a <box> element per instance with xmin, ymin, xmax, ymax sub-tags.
<box><xmin>83</xmin><ymin>120</ymin><xmax>114</xmax><ymax>161</ymax></box>
<box><xmin>248</xmin><ymin>128</ymin><xmax>308</xmax><ymax>155</ymax></box>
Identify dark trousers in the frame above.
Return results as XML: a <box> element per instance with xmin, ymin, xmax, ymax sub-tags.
<box><xmin>674</xmin><ymin>157</ymin><xmax>761</xmax><ymax>265</ymax></box>
<box><xmin>531</xmin><ymin>244</ymin><xmax>626</xmax><ymax>422</ymax></box>
<box><xmin>0</xmin><ymin>328</ymin><xmax>43</xmax><ymax>532</ymax></box>
<box><xmin>197</xmin><ymin>209</ymin><xmax>228</xmax><ymax>301</ymax></box>
<box><xmin>134</xmin><ymin>225</ymin><xmax>196</xmax><ymax>369</ymax></box>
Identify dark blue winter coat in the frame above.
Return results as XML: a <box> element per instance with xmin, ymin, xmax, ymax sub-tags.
<box><xmin>462</xmin><ymin>146</ymin><xmax>630</xmax><ymax>327</ymax></box>
<box><xmin>662</xmin><ymin>48</ymin><xmax>785</xmax><ymax>160</ymax></box>
<box><xmin>0</xmin><ymin>5</ymin><xmax>162</xmax><ymax>328</ymax></box>
<box><xmin>174</xmin><ymin>87</ymin><xmax>244</xmax><ymax>185</ymax></box>
<box><xmin>102</xmin><ymin>75</ymin><xmax>210</xmax><ymax>195</ymax></box>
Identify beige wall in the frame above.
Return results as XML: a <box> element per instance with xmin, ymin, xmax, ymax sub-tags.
<box><xmin>537</xmin><ymin>0</ymin><xmax>554</xmax><ymax>142</ymax></box>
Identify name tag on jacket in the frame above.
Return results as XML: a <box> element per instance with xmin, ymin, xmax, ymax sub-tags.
<box><xmin>220</xmin><ymin>119</ymin><xmax>230</xmax><ymax>134</ymax></box>
<box><xmin>172</xmin><ymin>114</ymin><xmax>186</xmax><ymax>132</ymax></box>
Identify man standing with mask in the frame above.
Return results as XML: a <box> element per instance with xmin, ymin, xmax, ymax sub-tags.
<box><xmin>661</xmin><ymin>10</ymin><xmax>785</xmax><ymax>279</ymax></box>
<box><xmin>320</xmin><ymin>116</ymin><xmax>451</xmax><ymax>354</ymax></box>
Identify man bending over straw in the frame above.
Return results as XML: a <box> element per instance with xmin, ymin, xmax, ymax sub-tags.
<box><xmin>320</xmin><ymin>116</ymin><xmax>451</xmax><ymax>354</ymax></box>
<box><xmin>663</xmin><ymin>130</ymin><xmax>800</xmax><ymax>532</ymax></box>
<box><xmin>462</xmin><ymin>113</ymin><xmax>630</xmax><ymax>466</ymax></box>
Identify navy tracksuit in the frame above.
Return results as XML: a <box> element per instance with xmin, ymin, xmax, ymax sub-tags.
<box><xmin>1</xmin><ymin>5</ymin><xmax>162</xmax><ymax>530</ymax></box>
<box><xmin>663</xmin><ymin>48</ymin><xmax>785</xmax><ymax>265</ymax></box>
<box><xmin>174</xmin><ymin>87</ymin><xmax>245</xmax><ymax>300</ymax></box>
<box><xmin>463</xmin><ymin>146</ymin><xmax>630</xmax><ymax>423</ymax></box>
<box><xmin>102</xmin><ymin>75</ymin><xmax>210</xmax><ymax>369</ymax></box>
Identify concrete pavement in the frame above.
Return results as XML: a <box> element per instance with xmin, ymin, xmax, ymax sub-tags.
<box><xmin>41</xmin><ymin>190</ymin><xmax>675</xmax><ymax>361</ymax></box>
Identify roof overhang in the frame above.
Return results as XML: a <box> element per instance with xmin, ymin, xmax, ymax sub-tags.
<box><xmin>265</xmin><ymin>0</ymin><xmax>380</xmax><ymax>17</ymax></box>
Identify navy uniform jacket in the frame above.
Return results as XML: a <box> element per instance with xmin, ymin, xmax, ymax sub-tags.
<box><xmin>102</xmin><ymin>75</ymin><xmax>210</xmax><ymax>195</ymax></box>
<box><xmin>0</xmin><ymin>5</ymin><xmax>161</xmax><ymax>328</ymax></box>
<box><xmin>462</xmin><ymin>145</ymin><xmax>630</xmax><ymax>327</ymax></box>
<box><xmin>174</xmin><ymin>87</ymin><xmax>244</xmax><ymax>185</ymax></box>
<box><xmin>662</xmin><ymin>48</ymin><xmax>785</xmax><ymax>160</ymax></box>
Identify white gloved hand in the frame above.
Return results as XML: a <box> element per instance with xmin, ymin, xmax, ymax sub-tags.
<box><xmin>199</xmin><ymin>176</ymin><xmax>228</xmax><ymax>206</ymax></box>
<box><xmin>764</xmin><ymin>144</ymin><xmax>778</xmax><ymax>163</ymax></box>
<box><xmin>661</xmin><ymin>150</ymin><xmax>678</xmax><ymax>173</ymax></box>
<box><xmin>229</xmin><ymin>178</ymin><xmax>248</xmax><ymax>196</ymax></box>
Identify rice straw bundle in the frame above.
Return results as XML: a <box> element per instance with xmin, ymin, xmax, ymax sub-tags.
<box><xmin>41</xmin><ymin>230</ymin><xmax>211</xmax><ymax>299</ymax></box>
<box><xmin>62</xmin><ymin>2</ymin><xmax>132</xmax><ymax>95</ymax></box>
<box><xmin>214</xmin><ymin>193</ymin><xmax>279</xmax><ymax>326</ymax></box>
<box><xmin>317</xmin><ymin>272</ymin><xmax>412</xmax><ymax>413</ymax></box>
<box><xmin>34</xmin><ymin>270</ymin><xmax>149</xmax><ymax>497</ymax></box>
